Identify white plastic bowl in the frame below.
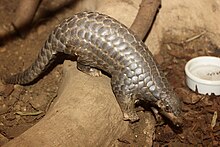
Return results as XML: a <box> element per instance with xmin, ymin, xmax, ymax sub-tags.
<box><xmin>185</xmin><ymin>56</ymin><xmax>220</xmax><ymax>95</ymax></box>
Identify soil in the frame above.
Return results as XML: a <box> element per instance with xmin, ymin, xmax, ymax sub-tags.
<box><xmin>0</xmin><ymin>0</ymin><xmax>220</xmax><ymax>146</ymax></box>
<box><xmin>153</xmin><ymin>31</ymin><xmax>220</xmax><ymax>146</ymax></box>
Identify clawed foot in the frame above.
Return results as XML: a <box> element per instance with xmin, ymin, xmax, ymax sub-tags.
<box><xmin>77</xmin><ymin>62</ymin><xmax>102</xmax><ymax>77</ymax></box>
<box><xmin>123</xmin><ymin>111</ymin><xmax>139</xmax><ymax>123</ymax></box>
<box><xmin>86</xmin><ymin>68</ymin><xmax>102</xmax><ymax>77</ymax></box>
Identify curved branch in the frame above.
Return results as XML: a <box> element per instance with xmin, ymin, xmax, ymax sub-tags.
<box><xmin>130</xmin><ymin>0</ymin><xmax>161</xmax><ymax>40</ymax></box>
<box><xmin>13</xmin><ymin>0</ymin><xmax>42</xmax><ymax>32</ymax></box>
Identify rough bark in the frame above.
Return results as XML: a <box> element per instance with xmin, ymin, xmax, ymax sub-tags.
<box><xmin>3</xmin><ymin>62</ymin><xmax>128</xmax><ymax>147</ymax></box>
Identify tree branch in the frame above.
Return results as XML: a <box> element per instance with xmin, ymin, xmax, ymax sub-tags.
<box><xmin>130</xmin><ymin>0</ymin><xmax>161</xmax><ymax>40</ymax></box>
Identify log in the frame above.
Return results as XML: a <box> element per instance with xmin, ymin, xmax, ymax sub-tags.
<box><xmin>3</xmin><ymin>61</ymin><xmax>128</xmax><ymax>147</ymax></box>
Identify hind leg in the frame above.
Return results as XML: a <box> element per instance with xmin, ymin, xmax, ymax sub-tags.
<box><xmin>77</xmin><ymin>62</ymin><xmax>102</xmax><ymax>77</ymax></box>
<box><xmin>116</xmin><ymin>94</ymin><xmax>139</xmax><ymax>122</ymax></box>
<box><xmin>111</xmin><ymin>79</ymin><xmax>139</xmax><ymax>122</ymax></box>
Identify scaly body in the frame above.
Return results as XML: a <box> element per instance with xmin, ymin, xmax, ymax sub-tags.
<box><xmin>5</xmin><ymin>11</ymin><xmax>182</xmax><ymax>125</ymax></box>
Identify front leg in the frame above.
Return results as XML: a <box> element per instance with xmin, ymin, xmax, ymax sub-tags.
<box><xmin>77</xmin><ymin>62</ymin><xmax>102</xmax><ymax>77</ymax></box>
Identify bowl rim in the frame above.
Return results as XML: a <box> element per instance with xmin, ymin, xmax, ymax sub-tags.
<box><xmin>185</xmin><ymin>56</ymin><xmax>220</xmax><ymax>86</ymax></box>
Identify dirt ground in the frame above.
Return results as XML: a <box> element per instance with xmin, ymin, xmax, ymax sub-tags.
<box><xmin>0</xmin><ymin>0</ymin><xmax>220</xmax><ymax>146</ymax></box>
